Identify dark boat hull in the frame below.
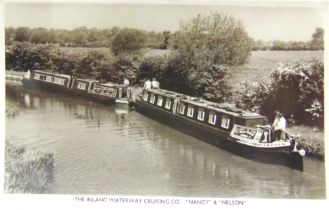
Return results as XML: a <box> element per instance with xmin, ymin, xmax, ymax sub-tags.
<box><xmin>22</xmin><ymin>79</ymin><xmax>116</xmax><ymax>105</ymax></box>
<box><xmin>134</xmin><ymin>99</ymin><xmax>303</xmax><ymax>171</ymax></box>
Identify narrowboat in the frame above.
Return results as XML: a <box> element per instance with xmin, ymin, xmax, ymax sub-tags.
<box><xmin>133</xmin><ymin>88</ymin><xmax>305</xmax><ymax>171</ymax></box>
<box><xmin>22</xmin><ymin>70</ymin><xmax>131</xmax><ymax>105</ymax></box>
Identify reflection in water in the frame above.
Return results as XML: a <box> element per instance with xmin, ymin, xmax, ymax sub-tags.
<box><xmin>5</xmin><ymin>87</ymin><xmax>326</xmax><ymax>198</ymax></box>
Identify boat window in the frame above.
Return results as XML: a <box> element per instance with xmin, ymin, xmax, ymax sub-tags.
<box><xmin>39</xmin><ymin>75</ymin><xmax>46</xmax><ymax>81</ymax></box>
<box><xmin>165</xmin><ymin>98</ymin><xmax>172</xmax><ymax>109</ymax></box>
<box><xmin>179</xmin><ymin>103</ymin><xmax>185</xmax><ymax>114</ymax></box>
<box><xmin>54</xmin><ymin>78</ymin><xmax>65</xmax><ymax>85</ymax></box>
<box><xmin>143</xmin><ymin>92</ymin><xmax>149</xmax><ymax>101</ymax></box>
<box><xmin>187</xmin><ymin>105</ymin><xmax>194</xmax><ymax>117</ymax></box>
<box><xmin>51</xmin><ymin>78</ymin><xmax>55</xmax><ymax>82</ymax></box>
<box><xmin>150</xmin><ymin>94</ymin><xmax>156</xmax><ymax>104</ymax></box>
<box><xmin>208</xmin><ymin>111</ymin><xmax>217</xmax><ymax>125</ymax></box>
<box><xmin>157</xmin><ymin>96</ymin><xmax>163</xmax><ymax>106</ymax></box>
<box><xmin>33</xmin><ymin>74</ymin><xmax>40</xmax><ymax>80</ymax></box>
<box><xmin>197</xmin><ymin>108</ymin><xmax>205</xmax><ymax>121</ymax></box>
<box><xmin>221</xmin><ymin>115</ymin><xmax>230</xmax><ymax>129</ymax></box>
<box><xmin>77</xmin><ymin>82</ymin><xmax>87</xmax><ymax>90</ymax></box>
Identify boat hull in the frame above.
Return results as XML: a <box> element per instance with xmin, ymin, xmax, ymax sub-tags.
<box><xmin>22</xmin><ymin>79</ymin><xmax>116</xmax><ymax>105</ymax></box>
<box><xmin>134</xmin><ymin>99</ymin><xmax>303</xmax><ymax>171</ymax></box>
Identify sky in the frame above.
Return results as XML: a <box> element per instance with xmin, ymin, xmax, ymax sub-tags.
<box><xmin>4</xmin><ymin>1</ymin><xmax>329</xmax><ymax>42</ymax></box>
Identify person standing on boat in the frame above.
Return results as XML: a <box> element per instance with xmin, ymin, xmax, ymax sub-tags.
<box><xmin>143</xmin><ymin>78</ymin><xmax>152</xmax><ymax>89</ymax></box>
<box><xmin>151</xmin><ymin>77</ymin><xmax>160</xmax><ymax>89</ymax></box>
<box><xmin>123</xmin><ymin>78</ymin><xmax>130</xmax><ymax>97</ymax></box>
<box><xmin>272</xmin><ymin>111</ymin><xmax>286</xmax><ymax>141</ymax></box>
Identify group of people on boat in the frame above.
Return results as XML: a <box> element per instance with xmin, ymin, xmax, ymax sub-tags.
<box><xmin>143</xmin><ymin>78</ymin><xmax>160</xmax><ymax>89</ymax></box>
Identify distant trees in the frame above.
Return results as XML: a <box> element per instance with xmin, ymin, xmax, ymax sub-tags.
<box><xmin>253</xmin><ymin>28</ymin><xmax>324</xmax><ymax>51</ymax></box>
<box><xmin>310</xmin><ymin>27</ymin><xmax>324</xmax><ymax>50</ymax></box>
<box><xmin>5</xmin><ymin>27</ymin><xmax>166</xmax><ymax>49</ymax></box>
<box><xmin>14</xmin><ymin>27</ymin><xmax>30</xmax><ymax>42</ymax></box>
<box><xmin>110</xmin><ymin>28</ymin><xmax>146</xmax><ymax>55</ymax></box>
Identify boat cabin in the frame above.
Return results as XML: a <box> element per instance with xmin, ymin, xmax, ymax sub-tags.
<box><xmin>71</xmin><ymin>78</ymin><xmax>99</xmax><ymax>93</ymax></box>
<box><xmin>141</xmin><ymin>89</ymin><xmax>267</xmax><ymax>132</ymax></box>
<box><xmin>91</xmin><ymin>83</ymin><xmax>125</xmax><ymax>99</ymax></box>
<box><xmin>30</xmin><ymin>70</ymin><xmax>71</xmax><ymax>88</ymax></box>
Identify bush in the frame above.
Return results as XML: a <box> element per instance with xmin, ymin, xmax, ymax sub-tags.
<box><xmin>4</xmin><ymin>142</ymin><xmax>54</xmax><ymax>193</ymax></box>
<box><xmin>110</xmin><ymin>28</ymin><xmax>146</xmax><ymax>56</ymax></box>
<box><xmin>138</xmin><ymin>54</ymin><xmax>232</xmax><ymax>102</ymax></box>
<box><xmin>6</xmin><ymin>42</ymin><xmax>52</xmax><ymax>71</ymax></box>
<box><xmin>236</xmin><ymin>60</ymin><xmax>324</xmax><ymax>127</ymax></box>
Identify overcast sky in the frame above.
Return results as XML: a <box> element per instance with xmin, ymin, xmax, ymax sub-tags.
<box><xmin>4</xmin><ymin>1</ymin><xmax>328</xmax><ymax>42</ymax></box>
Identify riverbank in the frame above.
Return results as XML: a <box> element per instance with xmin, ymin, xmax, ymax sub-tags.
<box><xmin>4</xmin><ymin>142</ymin><xmax>54</xmax><ymax>193</ymax></box>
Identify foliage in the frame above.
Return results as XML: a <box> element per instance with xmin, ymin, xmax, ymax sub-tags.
<box><xmin>5</xmin><ymin>27</ymin><xmax>167</xmax><ymax>49</ymax></box>
<box><xmin>4</xmin><ymin>142</ymin><xmax>54</xmax><ymax>193</ymax></box>
<box><xmin>235</xmin><ymin>81</ymin><xmax>271</xmax><ymax>112</ymax></box>
<box><xmin>310</xmin><ymin>27</ymin><xmax>324</xmax><ymax>50</ymax></box>
<box><xmin>5</xmin><ymin>42</ymin><xmax>52</xmax><ymax>71</ymax></box>
<box><xmin>144</xmin><ymin>11</ymin><xmax>251</xmax><ymax>101</ymax></box>
<box><xmin>253</xmin><ymin>28</ymin><xmax>324</xmax><ymax>51</ymax></box>
<box><xmin>138</xmin><ymin>55</ymin><xmax>232</xmax><ymax>102</ymax></box>
<box><xmin>236</xmin><ymin>60</ymin><xmax>324</xmax><ymax>127</ymax></box>
<box><xmin>5</xmin><ymin>43</ymin><xmax>138</xmax><ymax>84</ymax></box>
<box><xmin>175</xmin><ymin>12</ymin><xmax>253</xmax><ymax>66</ymax></box>
<box><xmin>110</xmin><ymin>28</ymin><xmax>146</xmax><ymax>55</ymax></box>
<box><xmin>14</xmin><ymin>27</ymin><xmax>30</xmax><ymax>42</ymax></box>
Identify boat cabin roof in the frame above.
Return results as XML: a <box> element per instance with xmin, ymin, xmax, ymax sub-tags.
<box><xmin>75</xmin><ymin>78</ymin><xmax>99</xmax><ymax>83</ymax></box>
<box><xmin>144</xmin><ymin>88</ymin><xmax>264</xmax><ymax>119</ymax></box>
<box><xmin>33</xmin><ymin>70</ymin><xmax>72</xmax><ymax>79</ymax></box>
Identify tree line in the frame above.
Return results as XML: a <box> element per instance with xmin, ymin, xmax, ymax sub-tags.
<box><xmin>5</xmin><ymin>26</ymin><xmax>171</xmax><ymax>50</ymax></box>
<box><xmin>5</xmin><ymin>26</ymin><xmax>324</xmax><ymax>51</ymax></box>
<box><xmin>253</xmin><ymin>28</ymin><xmax>324</xmax><ymax>50</ymax></box>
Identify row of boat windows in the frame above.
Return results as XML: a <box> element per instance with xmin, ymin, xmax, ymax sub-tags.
<box><xmin>77</xmin><ymin>81</ymin><xmax>119</xmax><ymax>97</ymax></box>
<box><xmin>143</xmin><ymin>92</ymin><xmax>231</xmax><ymax>129</ymax></box>
<box><xmin>33</xmin><ymin>74</ymin><xmax>65</xmax><ymax>85</ymax></box>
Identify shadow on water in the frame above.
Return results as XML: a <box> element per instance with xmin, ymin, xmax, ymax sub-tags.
<box><xmin>5</xmin><ymin>85</ymin><xmax>326</xmax><ymax>198</ymax></box>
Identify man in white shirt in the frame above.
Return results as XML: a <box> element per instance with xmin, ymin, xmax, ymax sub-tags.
<box><xmin>143</xmin><ymin>78</ymin><xmax>152</xmax><ymax>89</ymax></box>
<box><xmin>272</xmin><ymin>111</ymin><xmax>286</xmax><ymax>141</ymax></box>
<box><xmin>151</xmin><ymin>77</ymin><xmax>160</xmax><ymax>89</ymax></box>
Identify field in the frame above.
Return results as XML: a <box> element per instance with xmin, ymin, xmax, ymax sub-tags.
<box><xmin>227</xmin><ymin>50</ymin><xmax>324</xmax><ymax>92</ymax></box>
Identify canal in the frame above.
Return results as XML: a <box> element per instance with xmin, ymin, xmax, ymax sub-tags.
<box><xmin>5</xmin><ymin>86</ymin><xmax>326</xmax><ymax>198</ymax></box>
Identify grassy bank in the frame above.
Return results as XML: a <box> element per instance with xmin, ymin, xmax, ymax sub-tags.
<box><xmin>4</xmin><ymin>142</ymin><xmax>55</xmax><ymax>193</ymax></box>
<box><xmin>287</xmin><ymin>126</ymin><xmax>324</xmax><ymax>160</ymax></box>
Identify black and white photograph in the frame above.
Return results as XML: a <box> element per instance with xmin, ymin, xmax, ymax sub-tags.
<box><xmin>1</xmin><ymin>0</ymin><xmax>328</xmax><ymax>209</ymax></box>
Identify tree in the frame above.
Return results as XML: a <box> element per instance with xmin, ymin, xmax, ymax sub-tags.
<box><xmin>30</xmin><ymin>28</ymin><xmax>54</xmax><ymax>44</ymax></box>
<box><xmin>175</xmin><ymin>12</ymin><xmax>253</xmax><ymax>66</ymax></box>
<box><xmin>110</xmin><ymin>28</ymin><xmax>146</xmax><ymax>55</ymax></box>
<box><xmin>5</xmin><ymin>27</ymin><xmax>15</xmax><ymax>45</ymax></box>
<box><xmin>166</xmin><ymin>12</ymin><xmax>252</xmax><ymax>101</ymax></box>
<box><xmin>14</xmin><ymin>27</ymin><xmax>30</xmax><ymax>42</ymax></box>
<box><xmin>310</xmin><ymin>28</ymin><xmax>324</xmax><ymax>50</ymax></box>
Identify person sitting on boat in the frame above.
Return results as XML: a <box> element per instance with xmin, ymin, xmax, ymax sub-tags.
<box><xmin>151</xmin><ymin>77</ymin><xmax>160</xmax><ymax>89</ymax></box>
<box><xmin>272</xmin><ymin>111</ymin><xmax>286</xmax><ymax>141</ymax></box>
<box><xmin>143</xmin><ymin>78</ymin><xmax>152</xmax><ymax>90</ymax></box>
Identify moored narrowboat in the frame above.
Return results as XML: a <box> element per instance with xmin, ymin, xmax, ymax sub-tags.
<box><xmin>22</xmin><ymin>70</ymin><xmax>131</xmax><ymax>105</ymax></box>
<box><xmin>134</xmin><ymin>88</ymin><xmax>305</xmax><ymax>171</ymax></box>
